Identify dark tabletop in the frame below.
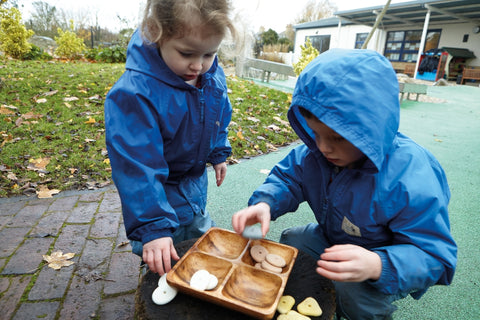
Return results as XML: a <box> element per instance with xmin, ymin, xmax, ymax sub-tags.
<box><xmin>135</xmin><ymin>238</ymin><xmax>336</xmax><ymax>320</ymax></box>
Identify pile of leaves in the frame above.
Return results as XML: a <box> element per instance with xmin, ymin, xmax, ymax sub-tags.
<box><xmin>0</xmin><ymin>58</ymin><xmax>298</xmax><ymax>198</ymax></box>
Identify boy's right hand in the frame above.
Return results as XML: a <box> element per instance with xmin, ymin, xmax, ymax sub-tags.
<box><xmin>143</xmin><ymin>237</ymin><xmax>180</xmax><ymax>275</ymax></box>
<box><xmin>232</xmin><ymin>202</ymin><xmax>271</xmax><ymax>238</ymax></box>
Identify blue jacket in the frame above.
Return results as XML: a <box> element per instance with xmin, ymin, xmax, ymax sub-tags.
<box><xmin>249</xmin><ymin>49</ymin><xmax>456</xmax><ymax>298</ymax></box>
<box><xmin>105</xmin><ymin>30</ymin><xmax>232</xmax><ymax>244</ymax></box>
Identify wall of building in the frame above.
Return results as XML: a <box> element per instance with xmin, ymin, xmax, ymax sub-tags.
<box><xmin>294</xmin><ymin>22</ymin><xmax>480</xmax><ymax>67</ymax></box>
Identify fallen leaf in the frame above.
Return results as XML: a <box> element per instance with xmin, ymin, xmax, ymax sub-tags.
<box><xmin>43</xmin><ymin>90</ymin><xmax>58</xmax><ymax>96</ymax></box>
<box><xmin>27</xmin><ymin>157</ymin><xmax>50</xmax><ymax>171</ymax></box>
<box><xmin>7</xmin><ymin>172</ymin><xmax>17</xmax><ymax>181</ymax></box>
<box><xmin>237</xmin><ymin>130</ymin><xmax>245</xmax><ymax>140</ymax></box>
<box><xmin>43</xmin><ymin>251</ymin><xmax>75</xmax><ymax>270</ymax></box>
<box><xmin>0</xmin><ymin>105</ymin><xmax>17</xmax><ymax>114</ymax></box>
<box><xmin>36</xmin><ymin>185</ymin><xmax>60</xmax><ymax>198</ymax></box>
<box><xmin>63</xmin><ymin>97</ymin><xmax>79</xmax><ymax>102</ymax></box>
<box><xmin>85</xmin><ymin>117</ymin><xmax>96</xmax><ymax>124</ymax></box>
<box><xmin>36</xmin><ymin>98</ymin><xmax>47</xmax><ymax>103</ymax></box>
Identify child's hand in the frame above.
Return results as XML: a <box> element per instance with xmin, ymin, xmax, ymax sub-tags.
<box><xmin>316</xmin><ymin>244</ymin><xmax>381</xmax><ymax>282</ymax></box>
<box><xmin>143</xmin><ymin>237</ymin><xmax>180</xmax><ymax>275</ymax></box>
<box><xmin>213</xmin><ymin>162</ymin><xmax>227</xmax><ymax>186</ymax></box>
<box><xmin>232</xmin><ymin>202</ymin><xmax>271</xmax><ymax>238</ymax></box>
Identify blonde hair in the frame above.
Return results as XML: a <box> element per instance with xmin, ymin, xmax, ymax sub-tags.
<box><xmin>141</xmin><ymin>0</ymin><xmax>236</xmax><ymax>44</ymax></box>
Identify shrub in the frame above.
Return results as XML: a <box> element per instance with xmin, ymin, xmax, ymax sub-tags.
<box><xmin>54</xmin><ymin>20</ymin><xmax>86</xmax><ymax>59</ymax></box>
<box><xmin>22</xmin><ymin>44</ymin><xmax>43</xmax><ymax>60</ymax></box>
<box><xmin>96</xmin><ymin>45</ymin><xmax>126</xmax><ymax>63</ymax></box>
<box><xmin>0</xmin><ymin>7</ymin><xmax>34</xmax><ymax>59</ymax></box>
<box><xmin>293</xmin><ymin>38</ymin><xmax>319</xmax><ymax>76</ymax></box>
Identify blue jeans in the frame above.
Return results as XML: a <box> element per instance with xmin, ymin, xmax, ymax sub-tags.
<box><xmin>280</xmin><ymin>223</ymin><xmax>404</xmax><ymax>320</ymax></box>
<box><xmin>130</xmin><ymin>208</ymin><xmax>215</xmax><ymax>257</ymax></box>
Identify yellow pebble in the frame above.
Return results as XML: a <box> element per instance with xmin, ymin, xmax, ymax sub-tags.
<box><xmin>297</xmin><ymin>297</ymin><xmax>322</xmax><ymax>317</ymax></box>
<box><xmin>277</xmin><ymin>295</ymin><xmax>295</xmax><ymax>314</ymax></box>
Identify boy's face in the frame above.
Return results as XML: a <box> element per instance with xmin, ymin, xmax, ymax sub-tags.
<box><xmin>159</xmin><ymin>25</ymin><xmax>223</xmax><ymax>85</ymax></box>
<box><xmin>305</xmin><ymin>116</ymin><xmax>365</xmax><ymax>168</ymax></box>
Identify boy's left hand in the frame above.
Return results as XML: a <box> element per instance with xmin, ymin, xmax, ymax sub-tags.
<box><xmin>316</xmin><ymin>244</ymin><xmax>381</xmax><ymax>282</ymax></box>
<box><xmin>213</xmin><ymin>162</ymin><xmax>227</xmax><ymax>186</ymax></box>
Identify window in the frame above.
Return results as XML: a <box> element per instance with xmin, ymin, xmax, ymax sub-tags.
<box><xmin>306</xmin><ymin>35</ymin><xmax>330</xmax><ymax>54</ymax></box>
<box><xmin>384</xmin><ymin>29</ymin><xmax>441</xmax><ymax>62</ymax></box>
<box><xmin>355</xmin><ymin>33</ymin><xmax>368</xmax><ymax>49</ymax></box>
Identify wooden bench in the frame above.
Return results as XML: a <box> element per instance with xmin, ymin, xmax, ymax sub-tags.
<box><xmin>404</xmin><ymin>64</ymin><xmax>416</xmax><ymax>77</ymax></box>
<box><xmin>399</xmin><ymin>82</ymin><xmax>428</xmax><ymax>102</ymax></box>
<box><xmin>242</xmin><ymin>58</ymin><xmax>296</xmax><ymax>82</ymax></box>
<box><xmin>461</xmin><ymin>68</ymin><xmax>480</xmax><ymax>84</ymax></box>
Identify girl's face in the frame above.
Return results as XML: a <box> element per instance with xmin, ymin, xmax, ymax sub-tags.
<box><xmin>159</xmin><ymin>25</ymin><xmax>223</xmax><ymax>85</ymax></box>
<box><xmin>305</xmin><ymin>116</ymin><xmax>365</xmax><ymax>168</ymax></box>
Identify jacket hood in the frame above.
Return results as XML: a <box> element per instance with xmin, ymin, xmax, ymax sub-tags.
<box><xmin>288</xmin><ymin>49</ymin><xmax>400</xmax><ymax>172</ymax></box>
<box><xmin>125</xmin><ymin>29</ymin><xmax>218</xmax><ymax>88</ymax></box>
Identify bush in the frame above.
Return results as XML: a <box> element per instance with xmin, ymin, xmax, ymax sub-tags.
<box><xmin>96</xmin><ymin>45</ymin><xmax>126</xmax><ymax>63</ymax></box>
<box><xmin>293</xmin><ymin>38</ymin><xmax>319</xmax><ymax>76</ymax></box>
<box><xmin>0</xmin><ymin>7</ymin><xmax>34</xmax><ymax>59</ymax></box>
<box><xmin>54</xmin><ymin>21</ymin><xmax>86</xmax><ymax>59</ymax></box>
<box><xmin>85</xmin><ymin>47</ymin><xmax>99</xmax><ymax>61</ymax></box>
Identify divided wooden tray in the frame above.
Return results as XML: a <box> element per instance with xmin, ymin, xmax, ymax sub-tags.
<box><xmin>166</xmin><ymin>227</ymin><xmax>298</xmax><ymax>320</ymax></box>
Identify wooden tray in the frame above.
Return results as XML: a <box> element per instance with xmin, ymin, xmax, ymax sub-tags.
<box><xmin>166</xmin><ymin>227</ymin><xmax>298</xmax><ymax>320</ymax></box>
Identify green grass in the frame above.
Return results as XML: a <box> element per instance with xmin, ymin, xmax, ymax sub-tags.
<box><xmin>0</xmin><ymin>59</ymin><xmax>298</xmax><ymax>197</ymax></box>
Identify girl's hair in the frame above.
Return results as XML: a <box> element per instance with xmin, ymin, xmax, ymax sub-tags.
<box><xmin>141</xmin><ymin>0</ymin><xmax>236</xmax><ymax>44</ymax></box>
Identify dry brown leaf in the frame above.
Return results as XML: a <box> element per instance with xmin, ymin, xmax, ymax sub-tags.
<box><xmin>36</xmin><ymin>185</ymin><xmax>60</xmax><ymax>198</ymax></box>
<box><xmin>43</xmin><ymin>251</ymin><xmax>75</xmax><ymax>270</ymax></box>
<box><xmin>0</xmin><ymin>105</ymin><xmax>17</xmax><ymax>114</ymax></box>
<box><xmin>27</xmin><ymin>157</ymin><xmax>50</xmax><ymax>171</ymax></box>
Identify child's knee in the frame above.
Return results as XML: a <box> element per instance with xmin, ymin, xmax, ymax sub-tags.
<box><xmin>335</xmin><ymin>281</ymin><xmax>397</xmax><ymax>320</ymax></box>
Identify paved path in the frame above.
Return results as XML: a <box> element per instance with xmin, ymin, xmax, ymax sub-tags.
<box><xmin>0</xmin><ymin>84</ymin><xmax>479</xmax><ymax>319</ymax></box>
<box><xmin>0</xmin><ymin>186</ymin><xmax>140</xmax><ymax>320</ymax></box>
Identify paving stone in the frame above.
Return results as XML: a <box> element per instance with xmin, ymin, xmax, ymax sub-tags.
<box><xmin>0</xmin><ymin>227</ymin><xmax>31</xmax><ymax>258</ymax></box>
<box><xmin>59</xmin><ymin>274</ymin><xmax>103</xmax><ymax>320</ymax></box>
<box><xmin>98</xmin><ymin>293</ymin><xmax>136</xmax><ymax>320</ymax></box>
<box><xmin>115</xmin><ymin>223</ymin><xmax>131</xmax><ymax>253</ymax></box>
<box><xmin>7</xmin><ymin>203</ymin><xmax>49</xmax><ymax>228</ymax></box>
<box><xmin>77</xmin><ymin>238</ymin><xmax>113</xmax><ymax>273</ymax></box>
<box><xmin>30</xmin><ymin>210</ymin><xmax>69</xmax><ymax>236</ymax></box>
<box><xmin>67</xmin><ymin>201</ymin><xmax>99</xmax><ymax>223</ymax></box>
<box><xmin>2</xmin><ymin>237</ymin><xmax>54</xmax><ymax>275</ymax></box>
<box><xmin>29</xmin><ymin>224</ymin><xmax>90</xmax><ymax>300</ymax></box>
<box><xmin>47</xmin><ymin>195</ymin><xmax>79</xmax><ymax>212</ymax></box>
<box><xmin>98</xmin><ymin>191</ymin><xmax>121</xmax><ymax>213</ymax></box>
<box><xmin>0</xmin><ymin>275</ymin><xmax>32</xmax><ymax>320</ymax></box>
<box><xmin>0</xmin><ymin>215</ymin><xmax>13</xmax><ymax>229</ymax></box>
<box><xmin>54</xmin><ymin>224</ymin><xmax>90</xmax><ymax>253</ymax></box>
<box><xmin>12</xmin><ymin>301</ymin><xmax>60</xmax><ymax>320</ymax></box>
<box><xmin>79</xmin><ymin>191</ymin><xmax>105</xmax><ymax>202</ymax></box>
<box><xmin>90</xmin><ymin>211</ymin><xmax>121</xmax><ymax>239</ymax></box>
<box><xmin>0</xmin><ymin>276</ymin><xmax>10</xmax><ymax>293</ymax></box>
<box><xmin>0</xmin><ymin>201</ymin><xmax>25</xmax><ymax>216</ymax></box>
<box><xmin>104</xmin><ymin>252</ymin><xmax>141</xmax><ymax>295</ymax></box>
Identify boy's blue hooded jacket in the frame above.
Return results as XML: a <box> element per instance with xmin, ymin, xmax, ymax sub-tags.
<box><xmin>104</xmin><ymin>30</ymin><xmax>232</xmax><ymax>244</ymax></box>
<box><xmin>249</xmin><ymin>49</ymin><xmax>457</xmax><ymax>298</ymax></box>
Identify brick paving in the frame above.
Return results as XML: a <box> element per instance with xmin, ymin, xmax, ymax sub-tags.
<box><xmin>0</xmin><ymin>186</ymin><xmax>141</xmax><ymax>320</ymax></box>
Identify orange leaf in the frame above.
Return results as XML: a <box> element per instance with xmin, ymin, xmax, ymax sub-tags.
<box><xmin>85</xmin><ymin>117</ymin><xmax>96</xmax><ymax>124</ymax></box>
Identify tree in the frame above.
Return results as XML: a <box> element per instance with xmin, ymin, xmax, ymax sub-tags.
<box><xmin>0</xmin><ymin>6</ymin><xmax>34</xmax><ymax>59</ymax></box>
<box><xmin>295</xmin><ymin>0</ymin><xmax>337</xmax><ymax>24</ymax></box>
<box><xmin>28</xmin><ymin>1</ymin><xmax>58</xmax><ymax>38</ymax></box>
<box><xmin>260</xmin><ymin>28</ymin><xmax>279</xmax><ymax>46</ymax></box>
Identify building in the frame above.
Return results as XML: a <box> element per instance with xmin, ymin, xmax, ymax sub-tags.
<box><xmin>293</xmin><ymin>0</ymin><xmax>480</xmax><ymax>81</ymax></box>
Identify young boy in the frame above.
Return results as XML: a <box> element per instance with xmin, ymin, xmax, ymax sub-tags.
<box><xmin>232</xmin><ymin>49</ymin><xmax>457</xmax><ymax>319</ymax></box>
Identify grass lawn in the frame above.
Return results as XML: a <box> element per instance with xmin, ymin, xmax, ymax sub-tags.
<box><xmin>0</xmin><ymin>58</ymin><xmax>298</xmax><ymax>198</ymax></box>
